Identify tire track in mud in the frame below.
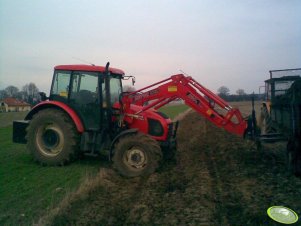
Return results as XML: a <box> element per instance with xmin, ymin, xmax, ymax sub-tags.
<box><xmin>31</xmin><ymin>108</ymin><xmax>301</xmax><ymax>225</ymax></box>
<box><xmin>202</xmin><ymin>119</ymin><xmax>228</xmax><ymax>226</ymax></box>
<box><xmin>200</xmin><ymin>115</ymin><xmax>271</xmax><ymax>226</ymax></box>
<box><xmin>41</xmin><ymin>111</ymin><xmax>217</xmax><ymax>225</ymax></box>
<box><xmin>121</xmin><ymin>110</ymin><xmax>214</xmax><ymax>225</ymax></box>
<box><xmin>201</xmin><ymin>117</ymin><xmax>249</xmax><ymax>226</ymax></box>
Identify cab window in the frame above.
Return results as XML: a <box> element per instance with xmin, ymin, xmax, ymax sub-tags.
<box><xmin>51</xmin><ymin>71</ymin><xmax>71</xmax><ymax>99</ymax></box>
<box><xmin>109</xmin><ymin>77</ymin><xmax>122</xmax><ymax>105</ymax></box>
<box><xmin>70</xmin><ymin>72</ymin><xmax>99</xmax><ymax>105</ymax></box>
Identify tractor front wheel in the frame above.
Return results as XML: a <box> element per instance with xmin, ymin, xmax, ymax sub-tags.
<box><xmin>26</xmin><ymin>109</ymin><xmax>80</xmax><ymax>165</ymax></box>
<box><xmin>112</xmin><ymin>133</ymin><xmax>162</xmax><ymax>177</ymax></box>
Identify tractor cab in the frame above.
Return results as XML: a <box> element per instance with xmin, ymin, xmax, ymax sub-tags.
<box><xmin>265</xmin><ymin>69</ymin><xmax>301</xmax><ymax>103</ymax></box>
<box><xmin>50</xmin><ymin>64</ymin><xmax>124</xmax><ymax>130</ymax></box>
<box><xmin>263</xmin><ymin>69</ymin><xmax>301</xmax><ymax>123</ymax></box>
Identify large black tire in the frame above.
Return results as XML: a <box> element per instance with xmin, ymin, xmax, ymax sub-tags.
<box><xmin>287</xmin><ymin>138</ymin><xmax>301</xmax><ymax>176</ymax></box>
<box><xmin>112</xmin><ymin>133</ymin><xmax>162</xmax><ymax>177</ymax></box>
<box><xmin>26</xmin><ymin>109</ymin><xmax>80</xmax><ymax>166</ymax></box>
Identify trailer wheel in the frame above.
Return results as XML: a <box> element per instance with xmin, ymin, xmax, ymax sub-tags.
<box><xmin>113</xmin><ymin>133</ymin><xmax>162</xmax><ymax>177</ymax></box>
<box><xmin>26</xmin><ymin>109</ymin><xmax>80</xmax><ymax>165</ymax></box>
<box><xmin>296</xmin><ymin>154</ymin><xmax>301</xmax><ymax>176</ymax></box>
<box><xmin>287</xmin><ymin>139</ymin><xmax>301</xmax><ymax>176</ymax></box>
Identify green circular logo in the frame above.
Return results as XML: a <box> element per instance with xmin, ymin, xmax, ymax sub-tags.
<box><xmin>267</xmin><ymin>206</ymin><xmax>299</xmax><ymax>224</ymax></box>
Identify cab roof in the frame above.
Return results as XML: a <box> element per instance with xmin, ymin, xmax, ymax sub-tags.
<box><xmin>54</xmin><ymin>64</ymin><xmax>125</xmax><ymax>75</ymax></box>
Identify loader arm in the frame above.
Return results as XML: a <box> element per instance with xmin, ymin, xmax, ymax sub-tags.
<box><xmin>121</xmin><ymin>74</ymin><xmax>248</xmax><ymax>137</ymax></box>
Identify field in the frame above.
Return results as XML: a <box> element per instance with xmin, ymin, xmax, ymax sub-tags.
<box><xmin>159</xmin><ymin>104</ymin><xmax>190</xmax><ymax>119</ymax></box>
<box><xmin>0</xmin><ymin>111</ymin><xmax>28</xmax><ymax>127</ymax></box>
<box><xmin>1</xmin><ymin>102</ymin><xmax>301</xmax><ymax>225</ymax></box>
<box><xmin>0</xmin><ymin>126</ymin><xmax>101</xmax><ymax>225</ymax></box>
<box><xmin>0</xmin><ymin>112</ymin><xmax>103</xmax><ymax>225</ymax></box>
<box><xmin>0</xmin><ymin>105</ymin><xmax>188</xmax><ymax>225</ymax></box>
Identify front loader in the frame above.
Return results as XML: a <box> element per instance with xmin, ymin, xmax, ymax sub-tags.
<box><xmin>13</xmin><ymin>62</ymin><xmax>251</xmax><ymax>177</ymax></box>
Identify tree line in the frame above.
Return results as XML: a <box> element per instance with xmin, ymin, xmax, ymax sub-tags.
<box><xmin>0</xmin><ymin>83</ymin><xmax>40</xmax><ymax>105</ymax></box>
<box><xmin>0</xmin><ymin>83</ymin><xmax>263</xmax><ymax>106</ymax></box>
<box><xmin>217</xmin><ymin>86</ymin><xmax>264</xmax><ymax>101</ymax></box>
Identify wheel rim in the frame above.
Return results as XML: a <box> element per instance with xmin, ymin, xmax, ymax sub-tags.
<box><xmin>36</xmin><ymin>124</ymin><xmax>64</xmax><ymax>156</ymax></box>
<box><xmin>123</xmin><ymin>147</ymin><xmax>148</xmax><ymax>170</ymax></box>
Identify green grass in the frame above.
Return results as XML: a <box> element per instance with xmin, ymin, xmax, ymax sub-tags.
<box><xmin>158</xmin><ymin>104</ymin><xmax>190</xmax><ymax>119</ymax></box>
<box><xmin>0</xmin><ymin>105</ymin><xmax>189</xmax><ymax>225</ymax></box>
<box><xmin>0</xmin><ymin>126</ymin><xmax>101</xmax><ymax>225</ymax></box>
<box><xmin>0</xmin><ymin>111</ymin><xmax>28</xmax><ymax>127</ymax></box>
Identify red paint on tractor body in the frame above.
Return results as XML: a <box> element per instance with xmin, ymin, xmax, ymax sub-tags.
<box><xmin>121</xmin><ymin>74</ymin><xmax>248</xmax><ymax>137</ymax></box>
<box><xmin>55</xmin><ymin>65</ymin><xmax>125</xmax><ymax>75</ymax></box>
<box><xmin>113</xmin><ymin>103</ymin><xmax>172</xmax><ymax>141</ymax></box>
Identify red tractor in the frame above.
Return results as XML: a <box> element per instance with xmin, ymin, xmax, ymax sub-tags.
<box><xmin>13</xmin><ymin>63</ymin><xmax>249</xmax><ymax>177</ymax></box>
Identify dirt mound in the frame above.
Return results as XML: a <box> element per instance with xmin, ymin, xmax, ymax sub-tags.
<box><xmin>39</xmin><ymin>112</ymin><xmax>301</xmax><ymax>226</ymax></box>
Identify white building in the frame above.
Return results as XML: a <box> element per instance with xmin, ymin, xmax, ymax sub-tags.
<box><xmin>0</xmin><ymin>98</ymin><xmax>31</xmax><ymax>112</ymax></box>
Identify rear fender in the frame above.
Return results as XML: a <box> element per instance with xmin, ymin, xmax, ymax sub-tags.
<box><xmin>25</xmin><ymin>101</ymin><xmax>84</xmax><ymax>133</ymax></box>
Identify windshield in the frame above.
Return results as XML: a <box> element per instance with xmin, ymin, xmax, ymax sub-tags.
<box><xmin>51</xmin><ymin>71</ymin><xmax>71</xmax><ymax>98</ymax></box>
<box><xmin>274</xmin><ymin>80</ymin><xmax>295</xmax><ymax>96</ymax></box>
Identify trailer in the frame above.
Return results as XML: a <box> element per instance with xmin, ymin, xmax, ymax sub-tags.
<box><xmin>259</xmin><ymin>68</ymin><xmax>301</xmax><ymax>175</ymax></box>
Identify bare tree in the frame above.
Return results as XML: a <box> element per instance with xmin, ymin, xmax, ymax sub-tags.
<box><xmin>22</xmin><ymin>83</ymin><xmax>40</xmax><ymax>104</ymax></box>
<box><xmin>16</xmin><ymin>91</ymin><xmax>27</xmax><ymax>101</ymax></box>
<box><xmin>236</xmin><ymin>89</ymin><xmax>246</xmax><ymax>96</ymax></box>
<box><xmin>0</xmin><ymin>90</ymin><xmax>8</xmax><ymax>99</ymax></box>
<box><xmin>217</xmin><ymin>86</ymin><xmax>230</xmax><ymax>96</ymax></box>
<box><xmin>5</xmin><ymin>86</ymin><xmax>19</xmax><ymax>97</ymax></box>
<box><xmin>22</xmin><ymin>84</ymin><xmax>29</xmax><ymax>100</ymax></box>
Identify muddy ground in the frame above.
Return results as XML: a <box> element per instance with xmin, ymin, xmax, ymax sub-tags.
<box><xmin>40</xmin><ymin>110</ymin><xmax>301</xmax><ymax>226</ymax></box>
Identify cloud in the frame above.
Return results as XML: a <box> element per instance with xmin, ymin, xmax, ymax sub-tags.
<box><xmin>0</xmin><ymin>0</ymin><xmax>300</xmax><ymax>94</ymax></box>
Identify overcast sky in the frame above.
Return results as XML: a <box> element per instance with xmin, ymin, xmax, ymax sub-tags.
<box><xmin>0</xmin><ymin>0</ymin><xmax>300</xmax><ymax>94</ymax></box>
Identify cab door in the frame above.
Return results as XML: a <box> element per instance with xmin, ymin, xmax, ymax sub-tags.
<box><xmin>69</xmin><ymin>71</ymin><xmax>101</xmax><ymax>130</ymax></box>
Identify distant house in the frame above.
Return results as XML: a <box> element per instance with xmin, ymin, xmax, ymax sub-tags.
<box><xmin>0</xmin><ymin>98</ymin><xmax>31</xmax><ymax>112</ymax></box>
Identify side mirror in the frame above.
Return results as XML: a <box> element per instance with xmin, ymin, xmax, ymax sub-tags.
<box><xmin>123</xmin><ymin>75</ymin><xmax>136</xmax><ymax>85</ymax></box>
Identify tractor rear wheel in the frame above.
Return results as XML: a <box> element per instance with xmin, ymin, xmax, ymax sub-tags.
<box><xmin>112</xmin><ymin>133</ymin><xmax>162</xmax><ymax>177</ymax></box>
<box><xmin>26</xmin><ymin>109</ymin><xmax>80</xmax><ymax>165</ymax></box>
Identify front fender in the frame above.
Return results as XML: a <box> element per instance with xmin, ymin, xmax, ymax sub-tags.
<box><xmin>109</xmin><ymin>128</ymin><xmax>138</xmax><ymax>159</ymax></box>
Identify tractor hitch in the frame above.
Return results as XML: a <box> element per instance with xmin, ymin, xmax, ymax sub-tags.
<box><xmin>244</xmin><ymin>94</ymin><xmax>260</xmax><ymax>140</ymax></box>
